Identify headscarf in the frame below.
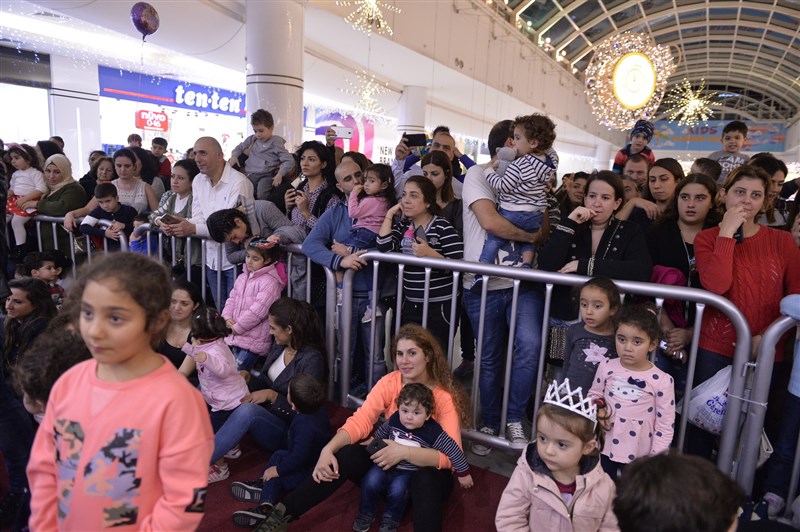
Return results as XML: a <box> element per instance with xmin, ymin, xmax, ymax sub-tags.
<box><xmin>43</xmin><ymin>154</ymin><xmax>76</xmax><ymax>195</ymax></box>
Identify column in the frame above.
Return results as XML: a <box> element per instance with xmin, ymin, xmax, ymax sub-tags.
<box><xmin>397</xmin><ymin>85</ymin><xmax>427</xmax><ymax>135</ymax></box>
<box><xmin>594</xmin><ymin>142</ymin><xmax>613</xmax><ymax>171</ymax></box>
<box><xmin>48</xmin><ymin>55</ymin><xmax>102</xmax><ymax>177</ymax></box>
<box><xmin>245</xmin><ymin>1</ymin><xmax>304</xmax><ymax>151</ymax></box>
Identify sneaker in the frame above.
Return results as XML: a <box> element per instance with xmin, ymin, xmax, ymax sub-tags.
<box><xmin>506</xmin><ymin>421</ymin><xmax>528</xmax><ymax>448</ymax></box>
<box><xmin>224</xmin><ymin>445</ymin><xmax>242</xmax><ymax>460</ymax></box>
<box><xmin>763</xmin><ymin>492</ymin><xmax>786</xmax><ymax>519</ymax></box>
<box><xmin>230</xmin><ymin>478</ymin><xmax>264</xmax><ymax>502</ymax></box>
<box><xmin>378</xmin><ymin>515</ymin><xmax>400</xmax><ymax>532</ymax></box>
<box><xmin>352</xmin><ymin>512</ymin><xmax>375</xmax><ymax>532</ymax></box>
<box><xmin>208</xmin><ymin>463</ymin><xmax>230</xmax><ymax>483</ymax></box>
<box><xmin>379</xmin><ymin>515</ymin><xmax>400</xmax><ymax>532</ymax></box>
<box><xmin>472</xmin><ymin>426</ymin><xmax>497</xmax><ymax>456</ymax></box>
<box><xmin>253</xmin><ymin>503</ymin><xmax>291</xmax><ymax>532</ymax></box>
<box><xmin>453</xmin><ymin>359</ymin><xmax>474</xmax><ymax>379</ymax></box>
<box><xmin>232</xmin><ymin>503</ymin><xmax>273</xmax><ymax>528</ymax></box>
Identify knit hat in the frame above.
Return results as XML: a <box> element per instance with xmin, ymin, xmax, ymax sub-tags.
<box><xmin>630</xmin><ymin>119</ymin><xmax>654</xmax><ymax>142</ymax></box>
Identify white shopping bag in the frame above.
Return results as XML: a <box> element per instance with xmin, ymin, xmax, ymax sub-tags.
<box><xmin>678</xmin><ymin>365</ymin><xmax>731</xmax><ymax>435</ymax></box>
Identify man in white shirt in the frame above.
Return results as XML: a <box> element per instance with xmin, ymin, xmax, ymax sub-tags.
<box><xmin>462</xmin><ymin>120</ymin><xmax>546</xmax><ymax>456</ymax></box>
<box><xmin>162</xmin><ymin>136</ymin><xmax>253</xmax><ymax>307</ymax></box>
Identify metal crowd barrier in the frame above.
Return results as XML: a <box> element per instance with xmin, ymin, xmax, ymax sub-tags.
<box><xmin>736</xmin><ymin>310</ymin><xmax>800</xmax><ymax>498</ymax></box>
<box><xmin>33</xmin><ymin>215</ymin><xmax>128</xmax><ymax>267</ymax></box>
<box><xmin>339</xmin><ymin>251</ymin><xmax>753</xmax><ymax>481</ymax></box>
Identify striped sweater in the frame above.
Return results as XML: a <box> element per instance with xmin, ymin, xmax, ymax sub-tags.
<box><xmin>373</xmin><ymin>411</ymin><xmax>471</xmax><ymax>476</ymax></box>
<box><xmin>485</xmin><ymin>148</ymin><xmax>559</xmax><ymax>211</ymax></box>
<box><xmin>376</xmin><ymin>215</ymin><xmax>463</xmax><ymax>302</ymax></box>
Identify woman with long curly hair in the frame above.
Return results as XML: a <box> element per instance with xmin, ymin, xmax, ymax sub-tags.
<box><xmin>255</xmin><ymin>323</ymin><xmax>469</xmax><ymax>532</ymax></box>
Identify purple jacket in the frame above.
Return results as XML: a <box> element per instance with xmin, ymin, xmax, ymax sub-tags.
<box><xmin>182</xmin><ymin>338</ymin><xmax>249</xmax><ymax>412</ymax></box>
<box><xmin>222</xmin><ymin>262</ymin><xmax>286</xmax><ymax>354</ymax></box>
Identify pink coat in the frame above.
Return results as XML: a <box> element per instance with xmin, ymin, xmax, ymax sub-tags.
<box><xmin>496</xmin><ymin>444</ymin><xmax>619</xmax><ymax>532</ymax></box>
<box><xmin>182</xmin><ymin>338</ymin><xmax>249</xmax><ymax>412</ymax></box>
<box><xmin>222</xmin><ymin>262</ymin><xmax>286</xmax><ymax>354</ymax></box>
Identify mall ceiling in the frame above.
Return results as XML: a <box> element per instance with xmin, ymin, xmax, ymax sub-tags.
<box><xmin>505</xmin><ymin>0</ymin><xmax>800</xmax><ymax>121</ymax></box>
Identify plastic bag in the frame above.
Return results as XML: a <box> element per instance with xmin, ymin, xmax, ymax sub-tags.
<box><xmin>678</xmin><ymin>365</ymin><xmax>731</xmax><ymax>435</ymax></box>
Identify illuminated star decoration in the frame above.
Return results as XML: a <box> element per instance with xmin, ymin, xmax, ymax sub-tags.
<box><xmin>584</xmin><ymin>32</ymin><xmax>675</xmax><ymax>130</ymax></box>
<box><xmin>341</xmin><ymin>70</ymin><xmax>389</xmax><ymax>119</ymax></box>
<box><xmin>664</xmin><ymin>79</ymin><xmax>717</xmax><ymax>127</ymax></box>
<box><xmin>336</xmin><ymin>0</ymin><xmax>401</xmax><ymax>36</ymax></box>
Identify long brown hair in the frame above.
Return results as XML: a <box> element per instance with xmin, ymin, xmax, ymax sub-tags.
<box><xmin>391</xmin><ymin>324</ymin><xmax>470</xmax><ymax>424</ymax></box>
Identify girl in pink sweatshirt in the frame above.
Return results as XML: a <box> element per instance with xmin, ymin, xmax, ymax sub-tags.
<box><xmin>183</xmin><ymin>306</ymin><xmax>249</xmax><ymax>483</ymax></box>
<box><xmin>222</xmin><ymin>238</ymin><xmax>287</xmax><ymax>371</ymax></box>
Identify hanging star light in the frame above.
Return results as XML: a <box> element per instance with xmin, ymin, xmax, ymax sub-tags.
<box><xmin>664</xmin><ymin>79</ymin><xmax>717</xmax><ymax>126</ymax></box>
<box><xmin>584</xmin><ymin>32</ymin><xmax>676</xmax><ymax>130</ymax></box>
<box><xmin>336</xmin><ymin>0</ymin><xmax>401</xmax><ymax>36</ymax></box>
<box><xmin>341</xmin><ymin>70</ymin><xmax>389</xmax><ymax>119</ymax></box>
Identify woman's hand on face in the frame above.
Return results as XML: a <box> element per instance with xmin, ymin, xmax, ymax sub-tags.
<box><xmin>719</xmin><ymin>205</ymin><xmax>747</xmax><ymax>239</ymax></box>
<box><xmin>371</xmin><ymin>440</ymin><xmax>406</xmax><ymax>471</ymax></box>
<box><xmin>559</xmin><ymin>260</ymin><xmax>579</xmax><ymax>274</ymax></box>
<box><xmin>386</xmin><ymin>203</ymin><xmax>403</xmax><ymax>219</ymax></box>
<box><xmin>312</xmin><ymin>446</ymin><xmax>340</xmax><ymax>483</ymax></box>
<box><xmin>568</xmin><ymin>206</ymin><xmax>594</xmax><ymax>224</ymax></box>
<box><xmin>241</xmin><ymin>389</ymin><xmax>276</xmax><ymax>404</ymax></box>
<box><xmin>411</xmin><ymin>237</ymin><xmax>433</xmax><ymax>257</ymax></box>
<box><xmin>284</xmin><ymin>188</ymin><xmax>297</xmax><ymax>212</ymax></box>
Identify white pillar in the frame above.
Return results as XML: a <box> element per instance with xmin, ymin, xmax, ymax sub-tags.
<box><xmin>397</xmin><ymin>85</ymin><xmax>427</xmax><ymax>135</ymax></box>
<box><xmin>594</xmin><ymin>142</ymin><xmax>613</xmax><ymax>172</ymax></box>
<box><xmin>48</xmin><ymin>55</ymin><xmax>101</xmax><ymax>176</ymax></box>
<box><xmin>245</xmin><ymin>0</ymin><xmax>304</xmax><ymax>152</ymax></box>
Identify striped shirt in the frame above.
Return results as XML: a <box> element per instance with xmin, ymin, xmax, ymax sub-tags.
<box><xmin>485</xmin><ymin>148</ymin><xmax>559</xmax><ymax>211</ymax></box>
<box><xmin>373</xmin><ymin>412</ymin><xmax>471</xmax><ymax>476</ymax></box>
<box><xmin>376</xmin><ymin>215</ymin><xmax>463</xmax><ymax>302</ymax></box>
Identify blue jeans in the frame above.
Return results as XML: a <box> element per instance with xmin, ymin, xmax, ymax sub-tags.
<box><xmin>206</xmin><ymin>266</ymin><xmax>235</xmax><ymax>309</ymax></box>
<box><xmin>359</xmin><ymin>466</ymin><xmax>413</xmax><ymax>522</ymax></box>
<box><xmin>232</xmin><ymin>346</ymin><xmax>261</xmax><ymax>372</ymax></box>
<box><xmin>341</xmin><ymin>227</ymin><xmax>378</xmax><ymax>251</ymax></box>
<box><xmin>260</xmin><ymin>449</ymin><xmax>313</xmax><ymax>505</ymax></box>
<box><xmin>0</xmin><ymin>381</ymin><xmax>34</xmax><ymax>493</ymax></box>
<box><xmin>465</xmin><ymin>286</ymin><xmax>544</xmax><ymax>428</ymax></box>
<box><xmin>762</xmin><ymin>392</ymin><xmax>800</xmax><ymax>498</ymax></box>
<box><xmin>211</xmin><ymin>403</ymin><xmax>289</xmax><ymax>463</ymax></box>
<box><xmin>480</xmin><ymin>209</ymin><xmax>542</xmax><ymax>263</ymax></box>
<box><xmin>339</xmin><ymin>293</ymin><xmax>387</xmax><ymax>389</ymax></box>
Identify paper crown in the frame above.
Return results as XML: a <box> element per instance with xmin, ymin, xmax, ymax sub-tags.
<box><xmin>543</xmin><ymin>379</ymin><xmax>597</xmax><ymax>427</ymax></box>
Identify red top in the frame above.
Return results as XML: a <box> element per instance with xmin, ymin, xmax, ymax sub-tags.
<box><xmin>695</xmin><ymin>226</ymin><xmax>800</xmax><ymax>361</ymax></box>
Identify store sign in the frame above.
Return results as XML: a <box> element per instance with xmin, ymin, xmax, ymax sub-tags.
<box><xmin>650</xmin><ymin>120</ymin><xmax>786</xmax><ymax>152</ymax></box>
<box><xmin>98</xmin><ymin>66</ymin><xmax>245</xmax><ymax>117</ymax></box>
<box><xmin>135</xmin><ymin>110</ymin><xmax>168</xmax><ymax>131</ymax></box>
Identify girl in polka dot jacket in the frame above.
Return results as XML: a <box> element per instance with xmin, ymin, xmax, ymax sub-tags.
<box><xmin>589</xmin><ymin>303</ymin><xmax>675</xmax><ymax>480</ymax></box>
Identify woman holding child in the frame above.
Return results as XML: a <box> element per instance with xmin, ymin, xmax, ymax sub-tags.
<box><xmin>27</xmin><ymin>154</ymin><xmax>86</xmax><ymax>252</ymax></box>
<box><xmin>257</xmin><ymin>324</ymin><xmax>469</xmax><ymax>532</ymax></box>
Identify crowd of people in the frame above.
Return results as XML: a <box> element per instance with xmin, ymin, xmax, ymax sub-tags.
<box><xmin>1</xmin><ymin>111</ymin><xmax>800</xmax><ymax>532</ymax></box>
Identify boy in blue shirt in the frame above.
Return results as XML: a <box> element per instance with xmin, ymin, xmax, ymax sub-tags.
<box><xmin>79</xmin><ymin>183</ymin><xmax>137</xmax><ymax>251</ymax></box>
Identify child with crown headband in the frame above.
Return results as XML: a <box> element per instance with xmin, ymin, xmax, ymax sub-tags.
<box><xmin>495</xmin><ymin>379</ymin><xmax>618</xmax><ymax>531</ymax></box>
<box><xmin>183</xmin><ymin>306</ymin><xmax>249</xmax><ymax>483</ymax></box>
<box><xmin>588</xmin><ymin>302</ymin><xmax>675</xmax><ymax>481</ymax></box>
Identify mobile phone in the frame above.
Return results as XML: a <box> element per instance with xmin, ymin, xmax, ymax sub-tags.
<box><xmin>160</xmin><ymin>213</ymin><xmax>179</xmax><ymax>225</ymax></box>
<box><xmin>290</xmin><ymin>177</ymin><xmax>305</xmax><ymax>190</ymax></box>
<box><xmin>404</xmin><ymin>133</ymin><xmax>428</xmax><ymax>147</ymax></box>
<box><xmin>733</xmin><ymin>224</ymin><xmax>744</xmax><ymax>244</ymax></box>
<box><xmin>332</xmin><ymin>126</ymin><xmax>354</xmax><ymax>139</ymax></box>
<box><xmin>366</xmin><ymin>437</ymin><xmax>388</xmax><ymax>456</ymax></box>
<box><xmin>414</xmin><ymin>225</ymin><xmax>427</xmax><ymax>243</ymax></box>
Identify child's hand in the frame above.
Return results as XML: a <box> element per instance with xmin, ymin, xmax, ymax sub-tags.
<box><xmin>352</xmin><ymin>184</ymin><xmax>363</xmax><ymax>195</ymax></box>
<box><xmin>458</xmin><ymin>474</ymin><xmax>474</xmax><ymax>489</ymax></box>
<box><xmin>193</xmin><ymin>351</ymin><xmax>208</xmax><ymax>363</ymax></box>
<box><xmin>226</xmin><ymin>319</ymin><xmax>235</xmax><ymax>329</ymax></box>
<box><xmin>273</xmin><ymin>174</ymin><xmax>284</xmax><ymax>187</ymax></box>
<box><xmin>104</xmin><ymin>227</ymin><xmax>121</xmax><ymax>241</ymax></box>
<box><xmin>227</xmin><ymin>156</ymin><xmax>238</xmax><ymax>167</ymax></box>
<box><xmin>261</xmin><ymin>466</ymin><xmax>279</xmax><ymax>481</ymax></box>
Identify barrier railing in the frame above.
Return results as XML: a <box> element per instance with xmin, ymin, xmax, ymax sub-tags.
<box><xmin>33</xmin><ymin>215</ymin><xmax>128</xmax><ymax>266</ymax></box>
<box><xmin>340</xmin><ymin>251</ymin><xmax>753</xmax><ymax>480</ymax></box>
<box><xmin>736</xmin><ymin>311</ymin><xmax>800</xmax><ymax>498</ymax></box>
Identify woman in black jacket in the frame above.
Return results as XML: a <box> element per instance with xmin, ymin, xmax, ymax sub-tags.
<box><xmin>538</xmin><ymin>170</ymin><xmax>652</xmax><ymax>321</ymax></box>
